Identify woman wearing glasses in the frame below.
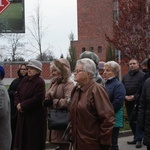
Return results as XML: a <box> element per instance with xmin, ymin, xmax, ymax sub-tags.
<box><xmin>13</xmin><ymin>60</ymin><xmax>46</xmax><ymax>150</ymax></box>
<box><xmin>8</xmin><ymin>64</ymin><xmax>27</xmax><ymax>150</ymax></box>
<box><xmin>69</xmin><ymin>58</ymin><xmax>115</xmax><ymax>150</ymax></box>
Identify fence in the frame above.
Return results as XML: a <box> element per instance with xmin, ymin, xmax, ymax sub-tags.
<box><xmin>1</xmin><ymin>61</ymin><xmax>129</xmax><ymax>80</ymax></box>
<box><xmin>1</xmin><ymin>61</ymin><xmax>51</xmax><ymax>79</ymax></box>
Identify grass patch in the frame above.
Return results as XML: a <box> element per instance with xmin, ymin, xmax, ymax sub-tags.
<box><xmin>120</xmin><ymin>120</ymin><xmax>131</xmax><ymax>131</ymax></box>
<box><xmin>5</xmin><ymin>85</ymin><xmax>10</xmax><ymax>90</ymax></box>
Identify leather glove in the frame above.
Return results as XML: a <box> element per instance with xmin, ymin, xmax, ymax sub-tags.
<box><xmin>43</xmin><ymin>98</ymin><xmax>53</xmax><ymax>107</ymax></box>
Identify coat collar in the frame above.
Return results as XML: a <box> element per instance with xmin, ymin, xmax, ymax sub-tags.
<box><xmin>129</xmin><ymin>69</ymin><xmax>139</xmax><ymax>76</ymax></box>
<box><xmin>77</xmin><ymin>79</ymin><xmax>94</xmax><ymax>93</ymax></box>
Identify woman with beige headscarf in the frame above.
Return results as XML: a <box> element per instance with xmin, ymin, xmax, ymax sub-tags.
<box><xmin>44</xmin><ymin>58</ymin><xmax>74</xmax><ymax>150</ymax></box>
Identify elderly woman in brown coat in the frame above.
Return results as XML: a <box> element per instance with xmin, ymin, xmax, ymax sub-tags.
<box><xmin>69</xmin><ymin>58</ymin><xmax>115</xmax><ymax>150</ymax></box>
<box><xmin>44</xmin><ymin>58</ymin><xmax>74</xmax><ymax>150</ymax></box>
<box><xmin>14</xmin><ymin>60</ymin><xmax>46</xmax><ymax>150</ymax></box>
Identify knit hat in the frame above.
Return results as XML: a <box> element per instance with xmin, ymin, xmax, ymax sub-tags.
<box><xmin>0</xmin><ymin>66</ymin><xmax>5</xmax><ymax>80</ymax></box>
<box><xmin>27</xmin><ymin>60</ymin><xmax>42</xmax><ymax>71</ymax></box>
<box><xmin>79</xmin><ymin>51</ymin><xmax>100</xmax><ymax>66</ymax></box>
<box><xmin>98</xmin><ymin>61</ymin><xmax>105</xmax><ymax>69</ymax></box>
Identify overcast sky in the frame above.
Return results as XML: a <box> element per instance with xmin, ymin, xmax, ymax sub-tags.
<box><xmin>25</xmin><ymin>0</ymin><xmax>77</xmax><ymax>59</ymax></box>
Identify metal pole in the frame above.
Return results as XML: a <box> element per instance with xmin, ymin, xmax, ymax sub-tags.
<box><xmin>116</xmin><ymin>0</ymin><xmax>122</xmax><ymax>81</ymax></box>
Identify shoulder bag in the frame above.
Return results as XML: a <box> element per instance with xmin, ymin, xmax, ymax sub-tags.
<box><xmin>47</xmin><ymin>100</ymin><xmax>69</xmax><ymax>130</ymax></box>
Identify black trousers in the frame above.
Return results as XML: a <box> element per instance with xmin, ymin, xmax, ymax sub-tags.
<box><xmin>125</xmin><ymin>101</ymin><xmax>136</xmax><ymax>135</ymax></box>
<box><xmin>112</xmin><ymin>127</ymin><xmax>120</xmax><ymax>150</ymax></box>
<box><xmin>147</xmin><ymin>146</ymin><xmax>150</xmax><ymax>150</ymax></box>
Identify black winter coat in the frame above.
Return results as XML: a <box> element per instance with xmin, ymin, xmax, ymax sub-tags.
<box><xmin>122</xmin><ymin>69</ymin><xmax>145</xmax><ymax>96</ymax></box>
<box><xmin>138</xmin><ymin>78</ymin><xmax>150</xmax><ymax>146</ymax></box>
<box><xmin>8</xmin><ymin>70</ymin><xmax>27</xmax><ymax>119</ymax></box>
<box><xmin>14</xmin><ymin>74</ymin><xmax>47</xmax><ymax>150</ymax></box>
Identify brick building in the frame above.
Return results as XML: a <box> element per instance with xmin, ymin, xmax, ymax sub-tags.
<box><xmin>72</xmin><ymin>0</ymin><xmax>118</xmax><ymax>61</ymax></box>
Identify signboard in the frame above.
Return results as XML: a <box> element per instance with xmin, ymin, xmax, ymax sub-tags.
<box><xmin>0</xmin><ymin>0</ymin><xmax>25</xmax><ymax>33</ymax></box>
<box><xmin>0</xmin><ymin>0</ymin><xmax>10</xmax><ymax>14</ymax></box>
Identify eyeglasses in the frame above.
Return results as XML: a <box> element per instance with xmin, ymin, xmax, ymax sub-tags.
<box><xmin>74</xmin><ymin>69</ymin><xmax>84</xmax><ymax>73</ymax></box>
<box><xmin>20</xmin><ymin>68</ymin><xmax>27</xmax><ymax>70</ymax></box>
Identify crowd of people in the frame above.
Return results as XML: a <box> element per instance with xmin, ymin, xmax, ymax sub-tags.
<box><xmin>0</xmin><ymin>51</ymin><xmax>150</xmax><ymax>150</ymax></box>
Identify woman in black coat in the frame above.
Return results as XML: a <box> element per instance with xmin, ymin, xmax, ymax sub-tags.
<box><xmin>14</xmin><ymin>60</ymin><xmax>46</xmax><ymax>150</ymax></box>
<box><xmin>8</xmin><ymin>64</ymin><xmax>27</xmax><ymax>150</ymax></box>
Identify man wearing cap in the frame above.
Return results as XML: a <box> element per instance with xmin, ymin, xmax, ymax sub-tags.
<box><xmin>140</xmin><ymin>58</ymin><xmax>148</xmax><ymax>73</ymax></box>
<box><xmin>14</xmin><ymin>60</ymin><xmax>47</xmax><ymax>150</ymax></box>
<box><xmin>80</xmin><ymin>51</ymin><xmax>105</xmax><ymax>85</ymax></box>
<box><xmin>0</xmin><ymin>66</ymin><xmax>12</xmax><ymax>150</ymax></box>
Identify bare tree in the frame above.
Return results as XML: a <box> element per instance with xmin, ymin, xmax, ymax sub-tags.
<box><xmin>28</xmin><ymin>1</ymin><xmax>49</xmax><ymax>61</ymax></box>
<box><xmin>67</xmin><ymin>32</ymin><xmax>77</xmax><ymax>71</ymax></box>
<box><xmin>36</xmin><ymin>50</ymin><xmax>55</xmax><ymax>61</ymax></box>
<box><xmin>0</xmin><ymin>33</ymin><xmax>26</xmax><ymax>61</ymax></box>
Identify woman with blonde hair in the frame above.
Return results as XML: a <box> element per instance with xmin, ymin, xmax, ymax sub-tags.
<box><xmin>43</xmin><ymin>58</ymin><xmax>74</xmax><ymax>150</ymax></box>
<box><xmin>103</xmin><ymin>61</ymin><xmax>126</xmax><ymax>150</ymax></box>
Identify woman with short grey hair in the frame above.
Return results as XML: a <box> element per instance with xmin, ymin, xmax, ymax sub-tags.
<box><xmin>69</xmin><ymin>58</ymin><xmax>115</xmax><ymax>150</ymax></box>
<box><xmin>103</xmin><ymin>61</ymin><xmax>126</xmax><ymax>150</ymax></box>
<box><xmin>76</xmin><ymin>58</ymin><xmax>96</xmax><ymax>78</ymax></box>
<box><xmin>79</xmin><ymin>51</ymin><xmax>105</xmax><ymax>85</ymax></box>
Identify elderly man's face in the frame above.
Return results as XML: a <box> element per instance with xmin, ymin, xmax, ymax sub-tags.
<box><xmin>129</xmin><ymin>60</ymin><xmax>139</xmax><ymax>70</ymax></box>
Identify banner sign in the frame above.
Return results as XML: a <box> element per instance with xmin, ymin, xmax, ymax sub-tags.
<box><xmin>0</xmin><ymin>0</ymin><xmax>25</xmax><ymax>33</ymax></box>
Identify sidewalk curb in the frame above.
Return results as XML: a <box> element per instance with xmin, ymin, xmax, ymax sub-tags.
<box><xmin>45</xmin><ymin>130</ymin><xmax>132</xmax><ymax>149</ymax></box>
<box><xmin>119</xmin><ymin>130</ymin><xmax>132</xmax><ymax>138</ymax></box>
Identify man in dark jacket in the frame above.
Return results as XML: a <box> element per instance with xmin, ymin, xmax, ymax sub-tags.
<box><xmin>122</xmin><ymin>58</ymin><xmax>145</xmax><ymax>148</ymax></box>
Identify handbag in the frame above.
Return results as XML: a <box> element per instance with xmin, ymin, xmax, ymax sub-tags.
<box><xmin>47</xmin><ymin>100</ymin><xmax>69</xmax><ymax>130</ymax></box>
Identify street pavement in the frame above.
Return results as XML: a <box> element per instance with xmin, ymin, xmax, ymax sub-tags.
<box><xmin>118</xmin><ymin>136</ymin><xmax>146</xmax><ymax>150</ymax></box>
<box><xmin>45</xmin><ymin>136</ymin><xmax>147</xmax><ymax>150</ymax></box>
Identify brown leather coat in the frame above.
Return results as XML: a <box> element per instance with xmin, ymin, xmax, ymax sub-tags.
<box><xmin>69</xmin><ymin>80</ymin><xmax>115</xmax><ymax>150</ymax></box>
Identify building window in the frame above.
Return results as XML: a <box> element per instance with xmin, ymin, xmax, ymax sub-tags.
<box><xmin>98</xmin><ymin>46</ymin><xmax>102</xmax><ymax>53</ymax></box>
<box><xmin>82</xmin><ymin>47</ymin><xmax>86</xmax><ymax>52</ymax></box>
<box><xmin>90</xmin><ymin>47</ymin><xmax>94</xmax><ymax>52</ymax></box>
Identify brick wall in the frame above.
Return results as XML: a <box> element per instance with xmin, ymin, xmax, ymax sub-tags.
<box><xmin>72</xmin><ymin>0</ymin><xmax>114</xmax><ymax>61</ymax></box>
<box><xmin>2</xmin><ymin>62</ymin><xmax>51</xmax><ymax>79</ymax></box>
